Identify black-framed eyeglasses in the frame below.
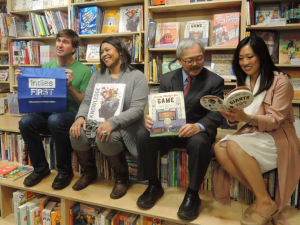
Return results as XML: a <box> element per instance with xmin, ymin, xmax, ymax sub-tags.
<box><xmin>181</xmin><ymin>55</ymin><xmax>205</xmax><ymax>65</ymax></box>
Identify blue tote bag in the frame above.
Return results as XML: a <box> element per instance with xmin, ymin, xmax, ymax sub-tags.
<box><xmin>18</xmin><ymin>67</ymin><xmax>67</xmax><ymax>113</ymax></box>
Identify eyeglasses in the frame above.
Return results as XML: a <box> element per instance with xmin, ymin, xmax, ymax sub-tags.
<box><xmin>181</xmin><ymin>55</ymin><xmax>204</xmax><ymax>65</ymax></box>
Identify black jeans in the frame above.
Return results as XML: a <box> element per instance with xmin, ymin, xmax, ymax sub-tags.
<box><xmin>19</xmin><ymin>112</ymin><xmax>76</xmax><ymax>174</ymax></box>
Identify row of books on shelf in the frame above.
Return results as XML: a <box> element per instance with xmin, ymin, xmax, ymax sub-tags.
<box><xmin>246</xmin><ymin>30</ymin><xmax>300</xmax><ymax>65</ymax></box>
<box><xmin>11</xmin><ymin>0</ymin><xmax>68</xmax><ymax>11</ymax></box>
<box><xmin>70</xmin><ymin>5</ymin><xmax>144</xmax><ymax>35</ymax></box>
<box><xmin>150</xmin><ymin>0</ymin><xmax>228</xmax><ymax>5</ymax></box>
<box><xmin>0</xmin><ymin>10</ymin><xmax>68</xmax><ymax>38</ymax></box>
<box><xmin>146</xmin><ymin>12</ymin><xmax>240</xmax><ymax>48</ymax></box>
<box><xmin>246</xmin><ymin>0</ymin><xmax>300</xmax><ymax>26</ymax></box>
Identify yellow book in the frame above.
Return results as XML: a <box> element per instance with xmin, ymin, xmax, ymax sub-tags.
<box><xmin>152</xmin><ymin>58</ymin><xmax>157</xmax><ymax>83</ymax></box>
<box><xmin>101</xmin><ymin>9</ymin><xmax>120</xmax><ymax>33</ymax></box>
<box><xmin>51</xmin><ymin>210</ymin><xmax>61</xmax><ymax>225</ymax></box>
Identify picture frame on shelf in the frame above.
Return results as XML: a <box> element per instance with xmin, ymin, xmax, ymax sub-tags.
<box><xmin>254</xmin><ymin>2</ymin><xmax>282</xmax><ymax>26</ymax></box>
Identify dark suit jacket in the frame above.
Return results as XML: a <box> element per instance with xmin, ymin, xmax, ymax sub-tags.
<box><xmin>159</xmin><ymin>67</ymin><xmax>224</xmax><ymax>143</ymax></box>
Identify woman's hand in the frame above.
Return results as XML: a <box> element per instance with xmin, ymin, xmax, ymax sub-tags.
<box><xmin>220</xmin><ymin>107</ymin><xmax>250</xmax><ymax>124</ymax></box>
<box><xmin>145</xmin><ymin>115</ymin><xmax>153</xmax><ymax>132</ymax></box>
<box><xmin>96</xmin><ymin>121</ymin><xmax>113</xmax><ymax>142</ymax></box>
<box><xmin>70</xmin><ymin>117</ymin><xmax>86</xmax><ymax>138</ymax></box>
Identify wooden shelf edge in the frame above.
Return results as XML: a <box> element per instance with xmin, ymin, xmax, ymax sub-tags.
<box><xmin>72</xmin><ymin>0</ymin><xmax>144</xmax><ymax>8</ymax></box>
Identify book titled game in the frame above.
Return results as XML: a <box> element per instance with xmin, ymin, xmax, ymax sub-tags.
<box><xmin>212</xmin><ymin>12</ymin><xmax>240</xmax><ymax>47</ymax></box>
<box><xmin>149</xmin><ymin>91</ymin><xmax>186</xmax><ymax>137</ymax></box>
<box><xmin>200</xmin><ymin>86</ymin><xmax>254</xmax><ymax>111</ymax></box>
<box><xmin>87</xmin><ymin>83</ymin><xmax>126</xmax><ymax>123</ymax></box>
<box><xmin>155</xmin><ymin>22</ymin><xmax>180</xmax><ymax>48</ymax></box>
<box><xmin>184</xmin><ymin>20</ymin><xmax>209</xmax><ymax>47</ymax></box>
<box><xmin>279</xmin><ymin>31</ymin><xmax>300</xmax><ymax>65</ymax></box>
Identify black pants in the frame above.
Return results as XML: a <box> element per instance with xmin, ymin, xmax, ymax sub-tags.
<box><xmin>137</xmin><ymin>127</ymin><xmax>213</xmax><ymax>191</ymax></box>
<box><xmin>19</xmin><ymin>112</ymin><xmax>76</xmax><ymax>174</ymax></box>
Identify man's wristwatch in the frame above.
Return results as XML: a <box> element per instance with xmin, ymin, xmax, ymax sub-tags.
<box><xmin>248</xmin><ymin>115</ymin><xmax>254</xmax><ymax>125</ymax></box>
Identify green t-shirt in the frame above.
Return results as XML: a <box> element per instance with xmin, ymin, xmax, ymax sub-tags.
<box><xmin>42</xmin><ymin>59</ymin><xmax>92</xmax><ymax>112</ymax></box>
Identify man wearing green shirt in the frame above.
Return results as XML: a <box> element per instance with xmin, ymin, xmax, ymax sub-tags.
<box><xmin>18</xmin><ymin>29</ymin><xmax>92</xmax><ymax>189</ymax></box>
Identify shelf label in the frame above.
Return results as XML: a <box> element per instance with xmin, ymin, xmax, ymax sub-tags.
<box><xmin>269</xmin><ymin>18</ymin><xmax>287</xmax><ymax>27</ymax></box>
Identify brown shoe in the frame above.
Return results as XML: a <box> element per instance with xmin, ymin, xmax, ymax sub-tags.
<box><xmin>110</xmin><ymin>177</ymin><xmax>129</xmax><ymax>199</ymax></box>
<box><xmin>72</xmin><ymin>171</ymin><xmax>98</xmax><ymax>191</ymax></box>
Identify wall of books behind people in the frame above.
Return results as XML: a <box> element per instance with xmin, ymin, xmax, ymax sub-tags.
<box><xmin>145</xmin><ymin>0</ymin><xmax>247</xmax><ymax>87</ymax></box>
<box><xmin>1</xmin><ymin>0</ymin><xmax>146</xmax><ymax>94</ymax></box>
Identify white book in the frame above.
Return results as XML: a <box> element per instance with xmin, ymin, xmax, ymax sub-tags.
<box><xmin>42</xmin><ymin>201</ymin><xmax>57</xmax><ymax>225</ymax></box>
<box><xmin>85</xmin><ymin>44</ymin><xmax>100</xmax><ymax>62</ymax></box>
<box><xmin>184</xmin><ymin>20</ymin><xmax>209</xmax><ymax>47</ymax></box>
<box><xmin>87</xmin><ymin>83</ymin><xmax>126</xmax><ymax>123</ymax></box>
<box><xmin>29</xmin><ymin>206</ymin><xmax>41</xmax><ymax>225</ymax></box>
<box><xmin>161</xmin><ymin>153</ymin><xmax>168</xmax><ymax>188</ymax></box>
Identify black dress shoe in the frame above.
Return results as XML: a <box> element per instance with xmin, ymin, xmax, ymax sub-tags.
<box><xmin>137</xmin><ymin>185</ymin><xmax>164</xmax><ymax>209</ymax></box>
<box><xmin>52</xmin><ymin>172</ymin><xmax>74</xmax><ymax>190</ymax></box>
<box><xmin>23</xmin><ymin>167</ymin><xmax>51</xmax><ymax>187</ymax></box>
<box><xmin>177</xmin><ymin>193</ymin><xmax>201</xmax><ymax>220</ymax></box>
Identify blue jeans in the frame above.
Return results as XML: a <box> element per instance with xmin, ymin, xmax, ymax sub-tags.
<box><xmin>19</xmin><ymin>112</ymin><xmax>76</xmax><ymax>174</ymax></box>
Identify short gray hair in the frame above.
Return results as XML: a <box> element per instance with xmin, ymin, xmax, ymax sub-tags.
<box><xmin>176</xmin><ymin>38</ymin><xmax>205</xmax><ymax>58</ymax></box>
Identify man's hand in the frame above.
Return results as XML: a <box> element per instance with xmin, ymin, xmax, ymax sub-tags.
<box><xmin>178</xmin><ymin>123</ymin><xmax>201</xmax><ymax>138</ymax></box>
<box><xmin>70</xmin><ymin>117</ymin><xmax>86</xmax><ymax>138</ymax></box>
<box><xmin>145</xmin><ymin>115</ymin><xmax>153</xmax><ymax>132</ymax></box>
<box><xmin>15</xmin><ymin>69</ymin><xmax>22</xmax><ymax>76</ymax></box>
<box><xmin>96</xmin><ymin>121</ymin><xmax>113</xmax><ymax>142</ymax></box>
<box><xmin>65</xmin><ymin>69</ymin><xmax>74</xmax><ymax>87</ymax></box>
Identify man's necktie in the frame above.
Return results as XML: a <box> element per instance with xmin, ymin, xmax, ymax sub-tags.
<box><xmin>184</xmin><ymin>77</ymin><xmax>192</xmax><ymax>96</ymax></box>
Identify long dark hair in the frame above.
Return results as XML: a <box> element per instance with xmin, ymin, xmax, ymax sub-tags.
<box><xmin>232</xmin><ymin>35</ymin><xmax>280</xmax><ymax>96</ymax></box>
<box><xmin>100</xmin><ymin>37</ymin><xmax>135</xmax><ymax>74</ymax></box>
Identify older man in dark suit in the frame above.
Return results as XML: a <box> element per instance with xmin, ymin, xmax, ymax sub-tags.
<box><xmin>136</xmin><ymin>38</ymin><xmax>224</xmax><ymax>220</ymax></box>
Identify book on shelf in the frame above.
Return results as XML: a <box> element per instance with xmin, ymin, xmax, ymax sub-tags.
<box><xmin>162</xmin><ymin>55</ymin><xmax>181</xmax><ymax>74</ymax></box>
<box><xmin>153</xmin><ymin>0</ymin><xmax>166</xmax><ymax>5</ymax></box>
<box><xmin>39</xmin><ymin>45</ymin><xmax>57</xmax><ymax>65</ymax></box>
<box><xmin>211</xmin><ymin>54</ymin><xmax>235</xmax><ymax>80</ymax></box>
<box><xmin>200</xmin><ymin>86</ymin><xmax>254</xmax><ymax>111</ymax></box>
<box><xmin>87</xmin><ymin>83</ymin><xmax>126</xmax><ymax>123</ymax></box>
<box><xmin>250</xmin><ymin>30</ymin><xmax>279</xmax><ymax>64</ymax></box>
<box><xmin>0</xmin><ymin>69</ymin><xmax>8</xmax><ymax>81</ymax></box>
<box><xmin>79</xmin><ymin>6</ymin><xmax>103</xmax><ymax>35</ymax></box>
<box><xmin>146</xmin><ymin>18</ymin><xmax>156</xmax><ymax>48</ymax></box>
<box><xmin>212</xmin><ymin>12</ymin><xmax>240</xmax><ymax>47</ymax></box>
<box><xmin>148</xmin><ymin>91</ymin><xmax>186</xmax><ymax>137</ymax></box>
<box><xmin>85</xmin><ymin>43</ymin><xmax>100</xmax><ymax>62</ymax></box>
<box><xmin>279</xmin><ymin>31</ymin><xmax>300</xmax><ymax>65</ymax></box>
<box><xmin>0</xmin><ymin>165</ymin><xmax>18</xmax><ymax>177</ymax></box>
<box><xmin>155</xmin><ymin>22</ymin><xmax>180</xmax><ymax>48</ymax></box>
<box><xmin>0</xmin><ymin>166</ymin><xmax>33</xmax><ymax>181</ymax></box>
<box><xmin>101</xmin><ymin>9</ymin><xmax>120</xmax><ymax>33</ymax></box>
<box><xmin>14</xmin><ymin>16</ymin><xmax>33</xmax><ymax>37</ymax></box>
<box><xmin>77</xmin><ymin>44</ymin><xmax>87</xmax><ymax>62</ymax></box>
<box><xmin>290</xmin><ymin>78</ymin><xmax>300</xmax><ymax>100</ymax></box>
<box><xmin>254</xmin><ymin>2</ymin><xmax>281</xmax><ymax>25</ymax></box>
<box><xmin>119</xmin><ymin>5</ymin><xmax>143</xmax><ymax>32</ymax></box>
<box><xmin>184</xmin><ymin>20</ymin><xmax>209</xmax><ymax>47</ymax></box>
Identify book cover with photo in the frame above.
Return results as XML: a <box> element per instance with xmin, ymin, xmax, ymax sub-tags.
<box><xmin>184</xmin><ymin>20</ymin><xmax>209</xmax><ymax>47</ymax></box>
<box><xmin>87</xmin><ymin>83</ymin><xmax>126</xmax><ymax>123</ymax></box>
<box><xmin>149</xmin><ymin>91</ymin><xmax>186</xmax><ymax>137</ymax></box>
<box><xmin>212</xmin><ymin>12</ymin><xmax>240</xmax><ymax>47</ymax></box>
<box><xmin>251</xmin><ymin>30</ymin><xmax>279</xmax><ymax>64</ymax></box>
<box><xmin>200</xmin><ymin>86</ymin><xmax>253</xmax><ymax>111</ymax></box>
<box><xmin>211</xmin><ymin>54</ymin><xmax>235</xmax><ymax>80</ymax></box>
<box><xmin>279</xmin><ymin>31</ymin><xmax>300</xmax><ymax>65</ymax></box>
<box><xmin>155</xmin><ymin>22</ymin><xmax>180</xmax><ymax>48</ymax></box>
<box><xmin>119</xmin><ymin>5</ymin><xmax>143</xmax><ymax>32</ymax></box>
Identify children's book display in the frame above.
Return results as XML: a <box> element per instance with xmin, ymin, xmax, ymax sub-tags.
<box><xmin>0</xmin><ymin>166</ymin><xmax>33</xmax><ymax>181</ymax></box>
<box><xmin>148</xmin><ymin>91</ymin><xmax>186</xmax><ymax>137</ymax></box>
<box><xmin>200</xmin><ymin>86</ymin><xmax>254</xmax><ymax>111</ymax></box>
<box><xmin>184</xmin><ymin>20</ymin><xmax>209</xmax><ymax>47</ymax></box>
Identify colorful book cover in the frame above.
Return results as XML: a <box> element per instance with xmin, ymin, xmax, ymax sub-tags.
<box><xmin>0</xmin><ymin>165</ymin><xmax>18</xmax><ymax>177</ymax></box>
<box><xmin>254</xmin><ymin>2</ymin><xmax>281</xmax><ymax>25</ymax></box>
<box><xmin>78</xmin><ymin>44</ymin><xmax>87</xmax><ymax>62</ymax></box>
<box><xmin>101</xmin><ymin>9</ymin><xmax>120</xmax><ymax>33</ymax></box>
<box><xmin>279</xmin><ymin>31</ymin><xmax>300</xmax><ymax>65</ymax></box>
<box><xmin>149</xmin><ymin>91</ymin><xmax>186</xmax><ymax>137</ymax></box>
<box><xmin>153</xmin><ymin>0</ymin><xmax>166</xmax><ymax>5</ymax></box>
<box><xmin>212</xmin><ymin>12</ymin><xmax>240</xmax><ymax>47</ymax></box>
<box><xmin>119</xmin><ymin>5</ymin><xmax>143</xmax><ymax>32</ymax></box>
<box><xmin>51</xmin><ymin>210</ymin><xmax>62</xmax><ymax>225</ymax></box>
<box><xmin>162</xmin><ymin>55</ymin><xmax>181</xmax><ymax>74</ymax></box>
<box><xmin>184</xmin><ymin>20</ymin><xmax>209</xmax><ymax>47</ymax></box>
<box><xmin>79</xmin><ymin>6</ymin><xmax>98</xmax><ymax>35</ymax></box>
<box><xmin>1</xmin><ymin>166</ymin><xmax>33</xmax><ymax>181</ymax></box>
<box><xmin>211</xmin><ymin>54</ymin><xmax>235</xmax><ymax>80</ymax></box>
<box><xmin>87</xmin><ymin>83</ymin><xmax>126</xmax><ymax>123</ymax></box>
<box><xmin>251</xmin><ymin>30</ymin><xmax>279</xmax><ymax>64</ymax></box>
<box><xmin>85</xmin><ymin>43</ymin><xmax>100</xmax><ymax>62</ymax></box>
<box><xmin>155</xmin><ymin>22</ymin><xmax>180</xmax><ymax>48</ymax></box>
<box><xmin>146</xmin><ymin>18</ymin><xmax>156</xmax><ymax>48</ymax></box>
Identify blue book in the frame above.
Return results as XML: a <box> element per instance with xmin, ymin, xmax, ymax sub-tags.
<box><xmin>80</xmin><ymin>6</ymin><xmax>99</xmax><ymax>35</ymax></box>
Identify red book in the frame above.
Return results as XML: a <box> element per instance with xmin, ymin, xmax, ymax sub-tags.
<box><xmin>249</xmin><ymin>0</ymin><xmax>254</xmax><ymax>25</ymax></box>
<box><xmin>0</xmin><ymin>165</ymin><xmax>18</xmax><ymax>177</ymax></box>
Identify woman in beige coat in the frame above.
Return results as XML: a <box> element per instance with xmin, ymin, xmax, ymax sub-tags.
<box><xmin>213</xmin><ymin>36</ymin><xmax>300</xmax><ymax>225</ymax></box>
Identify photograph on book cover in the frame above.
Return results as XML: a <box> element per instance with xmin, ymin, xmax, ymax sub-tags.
<box><xmin>254</xmin><ymin>2</ymin><xmax>281</xmax><ymax>25</ymax></box>
<box><xmin>149</xmin><ymin>91</ymin><xmax>186</xmax><ymax>137</ymax></box>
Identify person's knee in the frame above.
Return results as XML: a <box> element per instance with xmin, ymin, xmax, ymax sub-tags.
<box><xmin>226</xmin><ymin>140</ymin><xmax>242</xmax><ymax>157</ymax></box>
<box><xmin>19</xmin><ymin>115</ymin><xmax>34</xmax><ymax>131</ymax></box>
<box><xmin>47</xmin><ymin>114</ymin><xmax>62</xmax><ymax>131</ymax></box>
<box><xmin>95</xmin><ymin>134</ymin><xmax>123</xmax><ymax>156</ymax></box>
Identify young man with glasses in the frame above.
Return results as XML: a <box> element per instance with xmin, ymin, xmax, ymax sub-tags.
<box><xmin>18</xmin><ymin>29</ymin><xmax>92</xmax><ymax>190</ymax></box>
<box><xmin>136</xmin><ymin>38</ymin><xmax>224</xmax><ymax>220</ymax></box>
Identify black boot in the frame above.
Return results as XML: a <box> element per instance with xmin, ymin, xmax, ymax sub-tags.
<box><xmin>72</xmin><ymin>149</ymin><xmax>98</xmax><ymax>191</ymax></box>
<box><xmin>106</xmin><ymin>151</ymin><xmax>129</xmax><ymax>199</ymax></box>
